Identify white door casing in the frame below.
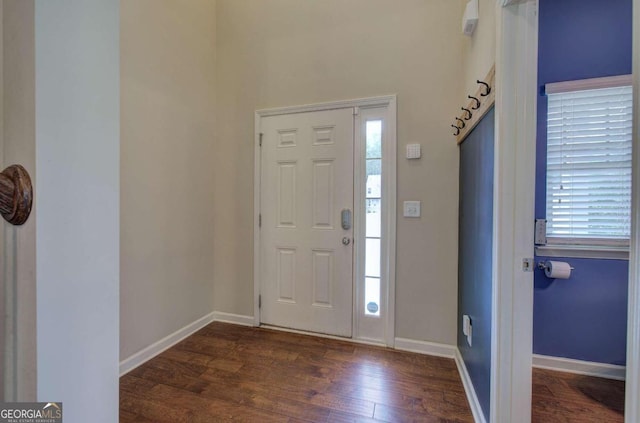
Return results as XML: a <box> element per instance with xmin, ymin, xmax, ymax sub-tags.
<box><xmin>254</xmin><ymin>95</ymin><xmax>397</xmax><ymax>345</ymax></box>
<box><xmin>492</xmin><ymin>0</ymin><xmax>538</xmax><ymax>422</ymax></box>
<box><xmin>626</xmin><ymin>0</ymin><xmax>640</xmax><ymax>421</ymax></box>
<box><xmin>259</xmin><ymin>108</ymin><xmax>354</xmax><ymax>337</ymax></box>
<box><xmin>495</xmin><ymin>2</ymin><xmax>640</xmax><ymax>423</ymax></box>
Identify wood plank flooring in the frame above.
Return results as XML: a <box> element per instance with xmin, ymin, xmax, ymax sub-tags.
<box><xmin>120</xmin><ymin>322</ymin><xmax>473</xmax><ymax>422</ymax></box>
<box><xmin>532</xmin><ymin>368</ymin><xmax>624</xmax><ymax>423</ymax></box>
<box><xmin>120</xmin><ymin>322</ymin><xmax>626</xmax><ymax>422</ymax></box>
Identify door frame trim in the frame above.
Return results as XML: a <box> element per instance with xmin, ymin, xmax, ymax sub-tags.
<box><xmin>492</xmin><ymin>1</ymin><xmax>538</xmax><ymax>421</ymax></box>
<box><xmin>496</xmin><ymin>2</ymin><xmax>640</xmax><ymax>422</ymax></box>
<box><xmin>253</xmin><ymin>95</ymin><xmax>397</xmax><ymax>346</ymax></box>
<box><xmin>626</xmin><ymin>0</ymin><xmax>640</xmax><ymax>420</ymax></box>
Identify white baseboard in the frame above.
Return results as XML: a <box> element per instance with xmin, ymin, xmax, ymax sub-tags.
<box><xmin>533</xmin><ymin>354</ymin><xmax>626</xmax><ymax>381</ymax></box>
<box><xmin>119</xmin><ymin>312</ymin><xmax>216</xmax><ymax>376</ymax></box>
<box><xmin>394</xmin><ymin>337</ymin><xmax>456</xmax><ymax>359</ymax></box>
<box><xmin>119</xmin><ymin>311</ymin><xmax>255</xmax><ymax>376</ymax></box>
<box><xmin>454</xmin><ymin>349</ymin><xmax>487</xmax><ymax>423</ymax></box>
<box><xmin>211</xmin><ymin>311</ymin><xmax>255</xmax><ymax>327</ymax></box>
<box><xmin>393</xmin><ymin>339</ymin><xmax>485</xmax><ymax>423</ymax></box>
<box><xmin>261</xmin><ymin>324</ymin><xmax>386</xmax><ymax>347</ymax></box>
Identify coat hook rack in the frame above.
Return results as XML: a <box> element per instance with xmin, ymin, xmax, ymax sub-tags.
<box><xmin>452</xmin><ymin>65</ymin><xmax>496</xmax><ymax>145</ymax></box>
<box><xmin>0</xmin><ymin>164</ymin><xmax>33</xmax><ymax>225</ymax></box>
<box><xmin>468</xmin><ymin>95</ymin><xmax>481</xmax><ymax>110</ymax></box>
<box><xmin>477</xmin><ymin>80</ymin><xmax>492</xmax><ymax>96</ymax></box>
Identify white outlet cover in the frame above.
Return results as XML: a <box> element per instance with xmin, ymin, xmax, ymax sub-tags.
<box><xmin>403</xmin><ymin>201</ymin><xmax>421</xmax><ymax>218</ymax></box>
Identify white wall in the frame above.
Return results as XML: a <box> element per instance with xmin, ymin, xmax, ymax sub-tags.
<box><xmin>2</xmin><ymin>0</ymin><xmax>37</xmax><ymax>401</ymax></box>
<box><xmin>461</xmin><ymin>0</ymin><xmax>496</xmax><ymax>95</ymax></box>
<box><xmin>214</xmin><ymin>0</ymin><xmax>466</xmax><ymax>345</ymax></box>
<box><xmin>120</xmin><ymin>0</ymin><xmax>217</xmax><ymax>360</ymax></box>
<box><xmin>0</xmin><ymin>3</ymin><xmax>3</xmax><ymax>398</ymax></box>
<box><xmin>35</xmin><ymin>1</ymin><xmax>119</xmax><ymax>421</ymax></box>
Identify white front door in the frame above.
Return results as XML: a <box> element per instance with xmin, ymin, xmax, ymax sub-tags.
<box><xmin>260</xmin><ymin>108</ymin><xmax>354</xmax><ymax>337</ymax></box>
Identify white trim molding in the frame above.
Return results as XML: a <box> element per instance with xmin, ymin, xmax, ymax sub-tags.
<box><xmin>255</xmin><ymin>96</ymin><xmax>396</xmax><ymax>118</ymax></box>
<box><xmin>626</xmin><ymin>0</ymin><xmax>640</xmax><ymax>420</ymax></box>
<box><xmin>544</xmin><ymin>74</ymin><xmax>633</xmax><ymax>95</ymax></box>
<box><xmin>253</xmin><ymin>111</ymin><xmax>262</xmax><ymax>327</ymax></box>
<box><xmin>498</xmin><ymin>0</ymin><xmax>528</xmax><ymax>6</ymax></box>
<box><xmin>535</xmin><ymin>245</ymin><xmax>629</xmax><ymax>260</ymax></box>
<box><xmin>352</xmin><ymin>100</ymin><xmax>398</xmax><ymax>346</ymax></box>
<box><xmin>394</xmin><ymin>338</ymin><xmax>456</xmax><ymax>359</ymax></box>
<box><xmin>211</xmin><ymin>311</ymin><xmax>255</xmax><ymax>327</ymax></box>
<box><xmin>455</xmin><ymin>349</ymin><xmax>488</xmax><ymax>423</ymax></box>
<box><xmin>383</xmin><ymin>98</ymin><xmax>397</xmax><ymax>348</ymax></box>
<box><xmin>533</xmin><ymin>354</ymin><xmax>626</xmax><ymax>381</ymax></box>
<box><xmin>261</xmin><ymin>324</ymin><xmax>385</xmax><ymax>347</ymax></box>
<box><xmin>119</xmin><ymin>312</ymin><xmax>216</xmax><ymax>376</ymax></box>
<box><xmin>492</xmin><ymin>1</ymin><xmax>538</xmax><ymax>422</ymax></box>
<box><xmin>254</xmin><ymin>96</ymin><xmax>397</xmax><ymax>347</ymax></box>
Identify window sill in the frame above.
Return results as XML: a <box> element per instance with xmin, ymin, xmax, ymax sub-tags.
<box><xmin>535</xmin><ymin>244</ymin><xmax>629</xmax><ymax>260</ymax></box>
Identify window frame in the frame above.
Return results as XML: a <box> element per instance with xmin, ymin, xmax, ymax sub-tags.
<box><xmin>542</xmin><ymin>75</ymin><xmax>633</xmax><ymax>255</ymax></box>
<box><xmin>353</xmin><ymin>103</ymin><xmax>396</xmax><ymax>344</ymax></box>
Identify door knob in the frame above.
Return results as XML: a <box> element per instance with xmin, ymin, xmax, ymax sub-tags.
<box><xmin>342</xmin><ymin>237</ymin><xmax>351</xmax><ymax>246</ymax></box>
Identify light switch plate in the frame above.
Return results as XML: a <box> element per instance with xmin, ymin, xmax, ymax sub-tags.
<box><xmin>406</xmin><ymin>144</ymin><xmax>421</xmax><ymax>159</ymax></box>
<box><xmin>403</xmin><ymin>201</ymin><xmax>421</xmax><ymax>217</ymax></box>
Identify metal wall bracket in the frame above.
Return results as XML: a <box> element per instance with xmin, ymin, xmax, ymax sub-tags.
<box><xmin>522</xmin><ymin>258</ymin><xmax>534</xmax><ymax>272</ymax></box>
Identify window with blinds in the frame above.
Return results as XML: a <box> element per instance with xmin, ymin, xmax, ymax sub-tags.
<box><xmin>545</xmin><ymin>77</ymin><xmax>632</xmax><ymax>246</ymax></box>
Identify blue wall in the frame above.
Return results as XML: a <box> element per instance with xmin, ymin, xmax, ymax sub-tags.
<box><xmin>458</xmin><ymin>107</ymin><xmax>494</xmax><ymax>421</ymax></box>
<box><xmin>534</xmin><ymin>0</ymin><xmax>632</xmax><ymax>365</ymax></box>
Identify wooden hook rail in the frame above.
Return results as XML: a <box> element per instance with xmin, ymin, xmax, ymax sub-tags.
<box><xmin>0</xmin><ymin>164</ymin><xmax>33</xmax><ymax>225</ymax></box>
<box><xmin>453</xmin><ymin>65</ymin><xmax>496</xmax><ymax>144</ymax></box>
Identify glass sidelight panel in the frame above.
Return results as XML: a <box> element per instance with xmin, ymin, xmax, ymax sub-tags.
<box><xmin>364</xmin><ymin>120</ymin><xmax>382</xmax><ymax>316</ymax></box>
<box><xmin>365</xmin><ymin>278</ymin><xmax>381</xmax><ymax>316</ymax></box>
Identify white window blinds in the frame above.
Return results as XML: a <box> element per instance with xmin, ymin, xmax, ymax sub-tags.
<box><xmin>546</xmin><ymin>82</ymin><xmax>633</xmax><ymax>245</ymax></box>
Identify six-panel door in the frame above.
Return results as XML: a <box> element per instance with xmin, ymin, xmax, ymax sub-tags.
<box><xmin>260</xmin><ymin>108</ymin><xmax>354</xmax><ymax>337</ymax></box>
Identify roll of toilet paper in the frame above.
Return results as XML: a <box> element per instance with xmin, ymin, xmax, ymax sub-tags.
<box><xmin>544</xmin><ymin>260</ymin><xmax>572</xmax><ymax>279</ymax></box>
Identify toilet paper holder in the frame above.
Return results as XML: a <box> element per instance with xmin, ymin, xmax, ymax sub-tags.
<box><xmin>538</xmin><ymin>260</ymin><xmax>575</xmax><ymax>270</ymax></box>
<box><xmin>537</xmin><ymin>261</ymin><xmax>575</xmax><ymax>271</ymax></box>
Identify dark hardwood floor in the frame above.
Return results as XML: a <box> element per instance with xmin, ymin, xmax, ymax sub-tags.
<box><xmin>120</xmin><ymin>322</ymin><xmax>473</xmax><ymax>422</ymax></box>
<box><xmin>532</xmin><ymin>368</ymin><xmax>625</xmax><ymax>423</ymax></box>
<box><xmin>120</xmin><ymin>322</ymin><xmax>626</xmax><ymax>422</ymax></box>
